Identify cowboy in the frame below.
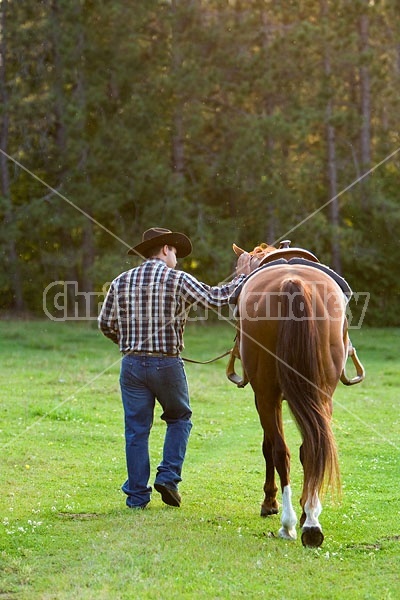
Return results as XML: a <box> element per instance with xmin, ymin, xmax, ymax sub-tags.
<box><xmin>98</xmin><ymin>227</ymin><xmax>245</xmax><ymax>509</ymax></box>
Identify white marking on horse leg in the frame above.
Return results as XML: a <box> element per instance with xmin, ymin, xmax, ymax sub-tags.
<box><xmin>278</xmin><ymin>485</ymin><xmax>297</xmax><ymax>540</ymax></box>
<box><xmin>303</xmin><ymin>493</ymin><xmax>322</xmax><ymax>530</ymax></box>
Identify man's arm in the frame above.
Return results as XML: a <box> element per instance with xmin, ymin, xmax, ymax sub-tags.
<box><xmin>179</xmin><ymin>271</ymin><xmax>246</xmax><ymax>308</ymax></box>
<box><xmin>98</xmin><ymin>281</ymin><xmax>119</xmax><ymax>345</ymax></box>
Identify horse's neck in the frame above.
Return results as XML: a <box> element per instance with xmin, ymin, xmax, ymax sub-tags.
<box><xmin>250</xmin><ymin>252</ymin><xmax>273</xmax><ymax>271</ymax></box>
<box><xmin>248</xmin><ymin>244</ymin><xmax>277</xmax><ymax>272</ymax></box>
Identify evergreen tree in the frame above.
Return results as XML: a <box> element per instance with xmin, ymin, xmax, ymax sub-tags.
<box><xmin>0</xmin><ymin>0</ymin><xmax>399</xmax><ymax>323</ymax></box>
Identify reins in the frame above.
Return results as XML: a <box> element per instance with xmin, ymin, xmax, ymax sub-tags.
<box><xmin>182</xmin><ymin>348</ymin><xmax>232</xmax><ymax>364</ymax></box>
<box><xmin>182</xmin><ymin>344</ymin><xmax>248</xmax><ymax>388</ymax></box>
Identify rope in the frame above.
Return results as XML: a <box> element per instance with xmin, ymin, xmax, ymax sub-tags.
<box><xmin>182</xmin><ymin>348</ymin><xmax>232</xmax><ymax>365</ymax></box>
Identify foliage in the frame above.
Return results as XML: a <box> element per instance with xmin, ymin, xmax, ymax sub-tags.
<box><xmin>0</xmin><ymin>1</ymin><xmax>399</xmax><ymax>323</ymax></box>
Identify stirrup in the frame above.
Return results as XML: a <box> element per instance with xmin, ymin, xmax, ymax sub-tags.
<box><xmin>340</xmin><ymin>344</ymin><xmax>365</xmax><ymax>386</ymax></box>
<box><xmin>226</xmin><ymin>342</ymin><xmax>248</xmax><ymax>388</ymax></box>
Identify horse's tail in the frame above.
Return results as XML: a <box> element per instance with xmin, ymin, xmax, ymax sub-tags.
<box><xmin>276</xmin><ymin>278</ymin><xmax>340</xmax><ymax>498</ymax></box>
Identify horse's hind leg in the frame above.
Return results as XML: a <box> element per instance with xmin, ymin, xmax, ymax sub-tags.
<box><xmin>258</xmin><ymin>399</ymin><xmax>297</xmax><ymax>540</ymax></box>
<box><xmin>279</xmin><ymin>484</ymin><xmax>298</xmax><ymax>541</ymax></box>
<box><xmin>301</xmin><ymin>492</ymin><xmax>324</xmax><ymax>548</ymax></box>
<box><xmin>260</xmin><ymin>435</ymin><xmax>279</xmax><ymax>516</ymax></box>
<box><xmin>299</xmin><ymin>444</ymin><xmax>324</xmax><ymax>547</ymax></box>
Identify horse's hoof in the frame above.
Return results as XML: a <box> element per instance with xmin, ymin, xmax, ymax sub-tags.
<box><xmin>260</xmin><ymin>505</ymin><xmax>279</xmax><ymax>517</ymax></box>
<box><xmin>278</xmin><ymin>526</ymin><xmax>297</xmax><ymax>541</ymax></box>
<box><xmin>301</xmin><ymin>527</ymin><xmax>324</xmax><ymax>548</ymax></box>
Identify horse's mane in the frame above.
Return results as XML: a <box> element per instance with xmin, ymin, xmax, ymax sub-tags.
<box><xmin>249</xmin><ymin>243</ymin><xmax>277</xmax><ymax>258</ymax></box>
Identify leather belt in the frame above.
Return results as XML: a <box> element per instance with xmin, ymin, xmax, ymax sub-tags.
<box><xmin>124</xmin><ymin>351</ymin><xmax>179</xmax><ymax>357</ymax></box>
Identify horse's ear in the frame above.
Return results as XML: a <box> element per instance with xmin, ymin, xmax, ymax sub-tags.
<box><xmin>233</xmin><ymin>243</ymin><xmax>245</xmax><ymax>256</ymax></box>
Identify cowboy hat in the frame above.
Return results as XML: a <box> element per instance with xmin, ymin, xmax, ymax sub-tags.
<box><xmin>127</xmin><ymin>227</ymin><xmax>192</xmax><ymax>258</ymax></box>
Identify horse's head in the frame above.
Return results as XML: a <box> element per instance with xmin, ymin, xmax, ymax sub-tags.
<box><xmin>233</xmin><ymin>242</ymin><xmax>277</xmax><ymax>275</ymax></box>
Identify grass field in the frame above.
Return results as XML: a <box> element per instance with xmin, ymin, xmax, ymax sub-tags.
<box><xmin>0</xmin><ymin>320</ymin><xmax>399</xmax><ymax>599</ymax></box>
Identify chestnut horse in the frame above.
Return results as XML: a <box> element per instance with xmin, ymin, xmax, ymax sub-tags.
<box><xmin>233</xmin><ymin>242</ymin><xmax>353</xmax><ymax>547</ymax></box>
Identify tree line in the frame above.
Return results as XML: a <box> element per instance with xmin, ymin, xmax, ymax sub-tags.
<box><xmin>1</xmin><ymin>0</ymin><xmax>399</xmax><ymax>325</ymax></box>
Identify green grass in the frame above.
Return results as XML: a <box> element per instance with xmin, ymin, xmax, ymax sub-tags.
<box><xmin>0</xmin><ymin>321</ymin><xmax>399</xmax><ymax>599</ymax></box>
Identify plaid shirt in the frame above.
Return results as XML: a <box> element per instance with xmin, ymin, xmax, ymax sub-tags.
<box><xmin>98</xmin><ymin>258</ymin><xmax>245</xmax><ymax>354</ymax></box>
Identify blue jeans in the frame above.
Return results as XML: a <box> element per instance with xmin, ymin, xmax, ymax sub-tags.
<box><xmin>119</xmin><ymin>355</ymin><xmax>192</xmax><ymax>508</ymax></box>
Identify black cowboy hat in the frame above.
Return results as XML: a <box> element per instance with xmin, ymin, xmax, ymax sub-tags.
<box><xmin>127</xmin><ymin>227</ymin><xmax>192</xmax><ymax>258</ymax></box>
